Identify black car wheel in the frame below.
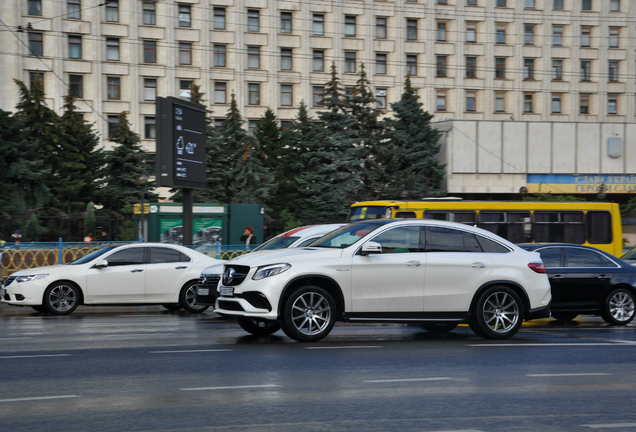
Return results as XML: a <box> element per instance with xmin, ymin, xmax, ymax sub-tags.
<box><xmin>236</xmin><ymin>317</ymin><xmax>281</xmax><ymax>336</ymax></box>
<box><xmin>470</xmin><ymin>285</ymin><xmax>523</xmax><ymax>339</ymax></box>
<box><xmin>601</xmin><ymin>288</ymin><xmax>636</xmax><ymax>325</ymax></box>
<box><xmin>179</xmin><ymin>281</ymin><xmax>209</xmax><ymax>313</ymax></box>
<box><xmin>417</xmin><ymin>322</ymin><xmax>459</xmax><ymax>334</ymax></box>
<box><xmin>552</xmin><ymin>312</ymin><xmax>578</xmax><ymax>322</ymax></box>
<box><xmin>44</xmin><ymin>282</ymin><xmax>80</xmax><ymax>315</ymax></box>
<box><xmin>280</xmin><ymin>286</ymin><xmax>336</xmax><ymax>342</ymax></box>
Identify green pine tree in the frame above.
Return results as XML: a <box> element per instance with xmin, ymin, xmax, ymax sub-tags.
<box><xmin>231</xmin><ymin>135</ymin><xmax>277</xmax><ymax>205</ymax></box>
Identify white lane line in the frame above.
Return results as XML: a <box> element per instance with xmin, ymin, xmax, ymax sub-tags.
<box><xmin>181</xmin><ymin>384</ymin><xmax>280</xmax><ymax>391</ymax></box>
<box><xmin>0</xmin><ymin>354</ymin><xmax>71</xmax><ymax>359</ymax></box>
<box><xmin>150</xmin><ymin>349</ymin><xmax>233</xmax><ymax>354</ymax></box>
<box><xmin>305</xmin><ymin>346</ymin><xmax>382</xmax><ymax>350</ymax></box>
<box><xmin>527</xmin><ymin>373</ymin><xmax>610</xmax><ymax>377</ymax></box>
<box><xmin>0</xmin><ymin>337</ymin><xmax>33</xmax><ymax>340</ymax></box>
<box><xmin>99</xmin><ymin>333</ymin><xmax>176</xmax><ymax>337</ymax></box>
<box><xmin>0</xmin><ymin>395</ymin><xmax>80</xmax><ymax>403</ymax></box>
<box><xmin>582</xmin><ymin>424</ymin><xmax>636</xmax><ymax>429</ymax></box>
<box><xmin>468</xmin><ymin>343</ymin><xmax>623</xmax><ymax>347</ymax></box>
<box><xmin>366</xmin><ymin>377</ymin><xmax>453</xmax><ymax>383</ymax></box>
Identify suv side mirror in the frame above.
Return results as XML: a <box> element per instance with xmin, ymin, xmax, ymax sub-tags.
<box><xmin>360</xmin><ymin>241</ymin><xmax>382</xmax><ymax>256</ymax></box>
<box><xmin>94</xmin><ymin>260</ymin><xmax>108</xmax><ymax>269</ymax></box>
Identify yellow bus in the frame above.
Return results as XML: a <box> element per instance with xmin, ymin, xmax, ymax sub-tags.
<box><xmin>347</xmin><ymin>199</ymin><xmax>623</xmax><ymax>256</ymax></box>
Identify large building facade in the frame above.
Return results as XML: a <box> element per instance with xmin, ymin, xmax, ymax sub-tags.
<box><xmin>1</xmin><ymin>0</ymin><xmax>635</xmax><ymax>197</ymax></box>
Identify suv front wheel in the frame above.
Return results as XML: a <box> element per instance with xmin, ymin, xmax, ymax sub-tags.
<box><xmin>470</xmin><ymin>285</ymin><xmax>523</xmax><ymax>340</ymax></box>
<box><xmin>280</xmin><ymin>286</ymin><xmax>336</xmax><ymax>342</ymax></box>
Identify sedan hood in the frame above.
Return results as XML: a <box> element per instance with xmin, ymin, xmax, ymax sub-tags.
<box><xmin>11</xmin><ymin>264</ymin><xmax>75</xmax><ymax>276</ymax></box>
<box><xmin>227</xmin><ymin>247</ymin><xmax>344</xmax><ymax>266</ymax></box>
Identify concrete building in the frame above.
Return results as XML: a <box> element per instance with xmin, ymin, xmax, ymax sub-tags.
<box><xmin>1</xmin><ymin>0</ymin><xmax>635</xmax><ymax>199</ymax></box>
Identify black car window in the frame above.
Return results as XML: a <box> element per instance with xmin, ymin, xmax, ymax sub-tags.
<box><xmin>296</xmin><ymin>237</ymin><xmax>320</xmax><ymax>247</ymax></box>
<box><xmin>426</xmin><ymin>226</ymin><xmax>464</xmax><ymax>252</ymax></box>
<box><xmin>372</xmin><ymin>226</ymin><xmax>421</xmax><ymax>253</ymax></box>
<box><xmin>105</xmin><ymin>247</ymin><xmax>145</xmax><ymax>266</ymax></box>
<box><xmin>536</xmin><ymin>247</ymin><xmax>561</xmax><ymax>267</ymax></box>
<box><xmin>149</xmin><ymin>247</ymin><xmax>190</xmax><ymax>264</ymax></box>
<box><xmin>564</xmin><ymin>248</ymin><xmax>607</xmax><ymax>267</ymax></box>
<box><xmin>464</xmin><ymin>232</ymin><xmax>482</xmax><ymax>252</ymax></box>
<box><xmin>475</xmin><ymin>234</ymin><xmax>510</xmax><ymax>253</ymax></box>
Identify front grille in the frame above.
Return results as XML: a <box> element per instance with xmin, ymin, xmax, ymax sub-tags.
<box><xmin>197</xmin><ymin>274</ymin><xmax>221</xmax><ymax>306</ymax></box>
<box><xmin>3</xmin><ymin>276</ymin><xmax>16</xmax><ymax>288</ymax></box>
<box><xmin>218</xmin><ymin>300</ymin><xmax>245</xmax><ymax>311</ymax></box>
<box><xmin>222</xmin><ymin>265</ymin><xmax>250</xmax><ymax>287</ymax></box>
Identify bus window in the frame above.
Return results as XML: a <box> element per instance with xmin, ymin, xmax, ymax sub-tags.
<box><xmin>586</xmin><ymin>211</ymin><xmax>612</xmax><ymax>244</ymax></box>
<box><xmin>453</xmin><ymin>212</ymin><xmax>476</xmax><ymax>224</ymax></box>
<box><xmin>348</xmin><ymin>206</ymin><xmax>391</xmax><ymax>222</ymax></box>
<box><xmin>395</xmin><ymin>212</ymin><xmax>416</xmax><ymax>219</ymax></box>
<box><xmin>478</xmin><ymin>212</ymin><xmax>530</xmax><ymax>244</ymax></box>
<box><xmin>424</xmin><ymin>211</ymin><xmax>449</xmax><ymax>221</ymax></box>
<box><xmin>533</xmin><ymin>212</ymin><xmax>584</xmax><ymax>244</ymax></box>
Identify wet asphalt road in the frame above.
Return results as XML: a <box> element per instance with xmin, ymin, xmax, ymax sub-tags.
<box><xmin>1</xmin><ymin>304</ymin><xmax>636</xmax><ymax>432</ymax></box>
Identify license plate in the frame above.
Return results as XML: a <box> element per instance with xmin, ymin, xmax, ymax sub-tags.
<box><xmin>220</xmin><ymin>287</ymin><xmax>234</xmax><ymax>296</ymax></box>
<box><xmin>197</xmin><ymin>288</ymin><xmax>209</xmax><ymax>296</ymax></box>
<box><xmin>0</xmin><ymin>288</ymin><xmax>5</xmax><ymax>297</ymax></box>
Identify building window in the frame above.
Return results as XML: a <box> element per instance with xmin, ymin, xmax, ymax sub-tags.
<box><xmin>345</xmin><ymin>87</ymin><xmax>354</xmax><ymax>101</ymax></box>
<box><xmin>179</xmin><ymin>43</ymin><xmax>192</xmax><ymax>65</ymax></box>
<box><xmin>143</xmin><ymin>40</ymin><xmax>156</xmax><ymax>63</ymax></box>
<box><xmin>376</xmin><ymin>17</ymin><xmax>387</xmax><ymax>39</ymax></box>
<box><xmin>376</xmin><ymin>53</ymin><xmax>387</xmax><ymax>74</ymax></box>
<box><xmin>437</xmin><ymin>91</ymin><xmax>447</xmax><ymax>111</ymax></box>
<box><xmin>313</xmin><ymin>86</ymin><xmax>324</xmax><ymax>106</ymax></box>
<box><xmin>106</xmin><ymin>0</ymin><xmax>119</xmax><ymax>22</ymax></box>
<box><xmin>525</xmin><ymin>25</ymin><xmax>535</xmax><ymax>45</ymax></box>
<box><xmin>407</xmin><ymin>19</ymin><xmax>417</xmax><ymax>40</ymax></box>
<box><xmin>581</xmin><ymin>60</ymin><xmax>591</xmax><ymax>81</ymax></box>
<box><xmin>466</xmin><ymin>22</ymin><xmax>476</xmax><ymax>43</ymax></box>
<box><xmin>436</xmin><ymin>55</ymin><xmax>447</xmax><ymax>77</ymax></box>
<box><xmin>524</xmin><ymin>93</ymin><xmax>533</xmax><ymax>113</ymax></box>
<box><xmin>580</xmin><ymin>94</ymin><xmax>590</xmax><ymax>114</ymax></box>
<box><xmin>281</xmin><ymin>12</ymin><xmax>292</xmax><ymax>33</ymax></box>
<box><xmin>609</xmin><ymin>61</ymin><xmax>619</xmax><ymax>82</ymax></box>
<box><xmin>495</xmin><ymin>92</ymin><xmax>505</xmax><ymax>111</ymax></box>
<box><xmin>281</xmin><ymin>48</ymin><xmax>292</xmax><ymax>70</ymax></box>
<box><xmin>68</xmin><ymin>0</ymin><xmax>81</xmax><ymax>19</ymax></box>
<box><xmin>313</xmin><ymin>50</ymin><xmax>324</xmax><ymax>72</ymax></box>
<box><xmin>281</xmin><ymin>121</ymin><xmax>292</xmax><ymax>133</ymax></box>
<box><xmin>248</xmin><ymin>46</ymin><xmax>260</xmax><ymax>68</ymax></box>
<box><xmin>142</xmin><ymin>2</ymin><xmax>155</xmax><ymax>25</ymax></box>
<box><xmin>524</xmin><ymin>58</ymin><xmax>535</xmax><ymax>79</ymax></box>
<box><xmin>610</xmin><ymin>0</ymin><xmax>620</xmax><ymax>11</ymax></box>
<box><xmin>497</xmin><ymin>0</ymin><xmax>506</xmax><ymax>6</ymax></box>
<box><xmin>496</xmin><ymin>24</ymin><xmax>506</xmax><ymax>44</ymax></box>
<box><xmin>144</xmin><ymin>78</ymin><xmax>156</xmax><ymax>101</ymax></box>
<box><xmin>145</xmin><ymin>117</ymin><xmax>156</xmax><ymax>139</ymax></box>
<box><xmin>179</xmin><ymin>5</ymin><xmax>191</xmax><ymax>27</ymax></box>
<box><xmin>313</xmin><ymin>14</ymin><xmax>324</xmax><ymax>36</ymax></box>
<box><xmin>29</xmin><ymin>33</ymin><xmax>43</xmax><ymax>56</ymax></box>
<box><xmin>214</xmin><ymin>119</ymin><xmax>224</xmax><ymax>133</ymax></box>
<box><xmin>28</xmin><ymin>0</ymin><xmax>42</xmax><ymax>16</ymax></box>
<box><xmin>553</xmin><ymin>0</ymin><xmax>563</xmax><ymax>9</ymax></box>
<box><xmin>248</xmin><ymin>83</ymin><xmax>260</xmax><ymax>105</ymax></box>
<box><xmin>525</xmin><ymin>0</ymin><xmax>535</xmax><ymax>8</ymax></box>
<box><xmin>552</xmin><ymin>59</ymin><xmax>563</xmax><ymax>80</ymax></box>
<box><xmin>345</xmin><ymin>16</ymin><xmax>356</xmax><ymax>37</ymax></box>
<box><xmin>180</xmin><ymin>80</ymin><xmax>192</xmax><ymax>101</ymax></box>
<box><xmin>247</xmin><ymin>10</ymin><xmax>260</xmax><ymax>32</ymax></box>
<box><xmin>581</xmin><ymin>27</ymin><xmax>591</xmax><ymax>47</ymax></box>
<box><xmin>108</xmin><ymin>115</ymin><xmax>119</xmax><ymax>139</ymax></box>
<box><xmin>106</xmin><ymin>38</ymin><xmax>119</xmax><ymax>61</ymax></box>
<box><xmin>107</xmin><ymin>76</ymin><xmax>120</xmax><ymax>99</ymax></box>
<box><xmin>30</xmin><ymin>72</ymin><xmax>44</xmax><ymax>91</ymax></box>
<box><xmin>466</xmin><ymin>56</ymin><xmax>477</xmax><ymax>78</ymax></box>
<box><xmin>553</xmin><ymin>26</ymin><xmax>563</xmax><ymax>46</ymax></box>
<box><xmin>214</xmin><ymin>8</ymin><xmax>226</xmax><ymax>30</ymax></box>
<box><xmin>466</xmin><ymin>91</ymin><xmax>476</xmax><ymax>111</ymax></box>
<box><xmin>248</xmin><ymin>120</ymin><xmax>258</xmax><ymax>136</ymax></box>
<box><xmin>69</xmin><ymin>35</ymin><xmax>82</xmax><ymax>59</ymax></box>
<box><xmin>467</xmin><ymin>0</ymin><xmax>477</xmax><ymax>4</ymax></box>
<box><xmin>438</xmin><ymin>0</ymin><xmax>448</xmax><ymax>3</ymax></box>
<box><xmin>214</xmin><ymin>82</ymin><xmax>226</xmax><ymax>104</ymax></box>
<box><xmin>281</xmin><ymin>84</ymin><xmax>293</xmax><ymax>106</ymax></box>
<box><xmin>437</xmin><ymin>22</ymin><xmax>447</xmax><ymax>41</ymax></box>
<box><xmin>341</xmin><ymin>52</ymin><xmax>355</xmax><ymax>73</ymax></box>
<box><xmin>69</xmin><ymin>74</ymin><xmax>83</xmax><ymax>98</ymax></box>
<box><xmin>609</xmin><ymin>28</ymin><xmax>619</xmax><ymax>48</ymax></box>
<box><xmin>495</xmin><ymin>57</ymin><xmax>506</xmax><ymax>78</ymax></box>
<box><xmin>608</xmin><ymin>95</ymin><xmax>618</xmax><ymax>114</ymax></box>
<box><xmin>551</xmin><ymin>94</ymin><xmax>562</xmax><ymax>113</ymax></box>
<box><xmin>214</xmin><ymin>45</ymin><xmax>226</xmax><ymax>67</ymax></box>
<box><xmin>582</xmin><ymin>0</ymin><xmax>592</xmax><ymax>10</ymax></box>
<box><xmin>376</xmin><ymin>89</ymin><xmax>387</xmax><ymax>109</ymax></box>
<box><xmin>407</xmin><ymin>55</ymin><xmax>417</xmax><ymax>76</ymax></box>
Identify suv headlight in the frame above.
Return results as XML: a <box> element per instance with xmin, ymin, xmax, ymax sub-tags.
<box><xmin>16</xmin><ymin>274</ymin><xmax>49</xmax><ymax>283</ymax></box>
<box><xmin>253</xmin><ymin>263</ymin><xmax>291</xmax><ymax>281</ymax></box>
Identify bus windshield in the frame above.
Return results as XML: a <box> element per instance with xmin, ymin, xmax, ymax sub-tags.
<box><xmin>308</xmin><ymin>222</ymin><xmax>386</xmax><ymax>249</ymax></box>
<box><xmin>348</xmin><ymin>206</ymin><xmax>391</xmax><ymax>222</ymax></box>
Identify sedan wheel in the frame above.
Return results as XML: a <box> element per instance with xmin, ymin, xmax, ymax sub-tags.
<box><xmin>179</xmin><ymin>281</ymin><xmax>209</xmax><ymax>313</ymax></box>
<box><xmin>280</xmin><ymin>286</ymin><xmax>336</xmax><ymax>342</ymax></box>
<box><xmin>470</xmin><ymin>286</ymin><xmax>523</xmax><ymax>340</ymax></box>
<box><xmin>602</xmin><ymin>288</ymin><xmax>636</xmax><ymax>325</ymax></box>
<box><xmin>44</xmin><ymin>282</ymin><xmax>80</xmax><ymax>315</ymax></box>
<box><xmin>236</xmin><ymin>317</ymin><xmax>281</xmax><ymax>336</ymax></box>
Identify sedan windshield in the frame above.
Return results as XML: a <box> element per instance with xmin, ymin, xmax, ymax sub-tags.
<box><xmin>253</xmin><ymin>236</ymin><xmax>301</xmax><ymax>252</ymax></box>
<box><xmin>308</xmin><ymin>222</ymin><xmax>385</xmax><ymax>249</ymax></box>
<box><xmin>69</xmin><ymin>247</ymin><xmax>117</xmax><ymax>265</ymax></box>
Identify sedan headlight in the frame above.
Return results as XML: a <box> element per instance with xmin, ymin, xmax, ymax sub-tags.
<box><xmin>253</xmin><ymin>263</ymin><xmax>291</xmax><ymax>281</ymax></box>
<box><xmin>16</xmin><ymin>274</ymin><xmax>49</xmax><ymax>283</ymax></box>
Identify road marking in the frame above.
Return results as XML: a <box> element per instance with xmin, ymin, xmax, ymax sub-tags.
<box><xmin>100</xmin><ymin>333</ymin><xmax>176</xmax><ymax>337</ymax></box>
<box><xmin>181</xmin><ymin>384</ymin><xmax>280</xmax><ymax>391</ymax></box>
<box><xmin>0</xmin><ymin>337</ymin><xmax>33</xmax><ymax>340</ymax></box>
<box><xmin>365</xmin><ymin>377</ymin><xmax>453</xmax><ymax>383</ymax></box>
<box><xmin>582</xmin><ymin>424</ymin><xmax>636</xmax><ymax>429</ymax></box>
<box><xmin>468</xmin><ymin>343</ymin><xmax>624</xmax><ymax>347</ymax></box>
<box><xmin>0</xmin><ymin>354</ymin><xmax>71</xmax><ymax>359</ymax></box>
<box><xmin>150</xmin><ymin>349</ymin><xmax>233</xmax><ymax>354</ymax></box>
<box><xmin>0</xmin><ymin>395</ymin><xmax>80</xmax><ymax>403</ymax></box>
<box><xmin>305</xmin><ymin>346</ymin><xmax>382</xmax><ymax>350</ymax></box>
<box><xmin>527</xmin><ymin>373</ymin><xmax>610</xmax><ymax>377</ymax></box>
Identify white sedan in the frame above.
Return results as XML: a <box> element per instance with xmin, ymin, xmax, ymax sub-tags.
<box><xmin>0</xmin><ymin>243</ymin><xmax>223</xmax><ymax>315</ymax></box>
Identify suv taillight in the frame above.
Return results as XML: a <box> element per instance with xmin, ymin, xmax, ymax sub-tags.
<box><xmin>528</xmin><ymin>262</ymin><xmax>547</xmax><ymax>274</ymax></box>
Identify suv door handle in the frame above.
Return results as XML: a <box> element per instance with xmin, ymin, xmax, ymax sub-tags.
<box><xmin>597</xmin><ymin>275</ymin><xmax>610</xmax><ymax>280</ymax></box>
<box><xmin>131</xmin><ymin>269</ymin><xmax>144</xmax><ymax>273</ymax></box>
<box><xmin>471</xmin><ymin>262</ymin><xmax>486</xmax><ymax>268</ymax></box>
<box><xmin>175</xmin><ymin>266</ymin><xmax>187</xmax><ymax>269</ymax></box>
<box><xmin>406</xmin><ymin>261</ymin><xmax>421</xmax><ymax>267</ymax></box>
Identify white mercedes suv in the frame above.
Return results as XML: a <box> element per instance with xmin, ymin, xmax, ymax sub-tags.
<box><xmin>214</xmin><ymin>220</ymin><xmax>551</xmax><ymax>341</ymax></box>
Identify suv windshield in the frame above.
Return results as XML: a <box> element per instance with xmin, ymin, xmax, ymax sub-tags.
<box><xmin>253</xmin><ymin>236</ymin><xmax>301</xmax><ymax>252</ymax></box>
<box><xmin>69</xmin><ymin>247</ymin><xmax>117</xmax><ymax>265</ymax></box>
<box><xmin>308</xmin><ymin>222</ymin><xmax>385</xmax><ymax>249</ymax></box>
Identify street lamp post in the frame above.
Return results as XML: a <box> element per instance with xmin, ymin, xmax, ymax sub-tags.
<box><xmin>137</xmin><ymin>174</ymin><xmax>149</xmax><ymax>242</ymax></box>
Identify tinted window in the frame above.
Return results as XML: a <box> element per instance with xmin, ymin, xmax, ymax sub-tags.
<box><xmin>149</xmin><ymin>247</ymin><xmax>190</xmax><ymax>263</ymax></box>
<box><xmin>464</xmin><ymin>232</ymin><xmax>482</xmax><ymax>252</ymax></box>
<box><xmin>536</xmin><ymin>247</ymin><xmax>561</xmax><ymax>267</ymax></box>
<box><xmin>371</xmin><ymin>226</ymin><xmax>421</xmax><ymax>253</ymax></box>
<box><xmin>427</xmin><ymin>226</ymin><xmax>464</xmax><ymax>252</ymax></box>
<box><xmin>254</xmin><ymin>236</ymin><xmax>300</xmax><ymax>251</ymax></box>
<box><xmin>106</xmin><ymin>248</ymin><xmax>145</xmax><ymax>266</ymax></box>
<box><xmin>586</xmin><ymin>211</ymin><xmax>612</xmax><ymax>244</ymax></box>
<box><xmin>296</xmin><ymin>237</ymin><xmax>320</xmax><ymax>247</ymax></box>
<box><xmin>475</xmin><ymin>235</ymin><xmax>510</xmax><ymax>253</ymax></box>
<box><xmin>70</xmin><ymin>247</ymin><xmax>116</xmax><ymax>265</ymax></box>
<box><xmin>564</xmin><ymin>248</ymin><xmax>608</xmax><ymax>267</ymax></box>
<box><xmin>395</xmin><ymin>212</ymin><xmax>416</xmax><ymax>219</ymax></box>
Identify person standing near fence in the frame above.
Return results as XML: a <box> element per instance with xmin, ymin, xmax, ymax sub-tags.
<box><xmin>240</xmin><ymin>226</ymin><xmax>256</xmax><ymax>250</ymax></box>
<box><xmin>84</xmin><ymin>233</ymin><xmax>93</xmax><ymax>247</ymax></box>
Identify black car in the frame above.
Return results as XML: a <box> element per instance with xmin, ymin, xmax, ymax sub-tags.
<box><xmin>519</xmin><ymin>244</ymin><xmax>636</xmax><ymax>324</ymax></box>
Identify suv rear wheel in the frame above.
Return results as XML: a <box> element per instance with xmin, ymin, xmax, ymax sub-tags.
<box><xmin>470</xmin><ymin>285</ymin><xmax>523</xmax><ymax>340</ymax></box>
<box><xmin>280</xmin><ymin>286</ymin><xmax>336</xmax><ymax>342</ymax></box>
